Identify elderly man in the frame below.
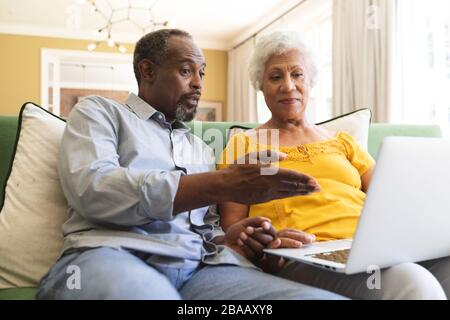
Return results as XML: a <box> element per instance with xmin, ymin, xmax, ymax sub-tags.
<box><xmin>36</xmin><ymin>29</ymin><xmax>343</xmax><ymax>300</ymax></box>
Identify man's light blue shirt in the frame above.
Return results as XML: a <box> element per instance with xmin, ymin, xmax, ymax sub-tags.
<box><xmin>58</xmin><ymin>93</ymin><xmax>254</xmax><ymax>269</ymax></box>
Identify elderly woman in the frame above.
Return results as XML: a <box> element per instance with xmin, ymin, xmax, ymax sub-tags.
<box><xmin>218</xmin><ymin>31</ymin><xmax>450</xmax><ymax>300</ymax></box>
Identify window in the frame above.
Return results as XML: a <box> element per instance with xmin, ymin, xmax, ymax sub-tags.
<box><xmin>256</xmin><ymin>0</ymin><xmax>332</xmax><ymax>123</ymax></box>
<box><xmin>394</xmin><ymin>0</ymin><xmax>450</xmax><ymax>136</ymax></box>
<box><xmin>41</xmin><ymin>49</ymin><xmax>136</xmax><ymax>117</ymax></box>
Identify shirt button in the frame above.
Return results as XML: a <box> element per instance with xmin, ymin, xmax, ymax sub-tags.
<box><xmin>158</xmin><ymin>114</ymin><xmax>162</xmax><ymax>119</ymax></box>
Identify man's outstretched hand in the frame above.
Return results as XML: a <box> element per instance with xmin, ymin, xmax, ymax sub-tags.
<box><xmin>220</xmin><ymin>150</ymin><xmax>321</xmax><ymax>205</ymax></box>
<box><xmin>174</xmin><ymin>150</ymin><xmax>320</xmax><ymax>214</ymax></box>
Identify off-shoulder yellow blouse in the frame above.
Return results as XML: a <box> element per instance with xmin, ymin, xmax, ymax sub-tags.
<box><xmin>217</xmin><ymin>131</ymin><xmax>375</xmax><ymax>241</ymax></box>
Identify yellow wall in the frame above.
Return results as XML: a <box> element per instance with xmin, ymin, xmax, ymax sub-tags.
<box><xmin>202</xmin><ymin>49</ymin><xmax>228</xmax><ymax>120</ymax></box>
<box><xmin>0</xmin><ymin>33</ymin><xmax>228</xmax><ymax>119</ymax></box>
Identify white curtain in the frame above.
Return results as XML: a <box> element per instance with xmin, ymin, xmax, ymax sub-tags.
<box><xmin>393</xmin><ymin>0</ymin><xmax>450</xmax><ymax>135</ymax></box>
<box><xmin>227</xmin><ymin>38</ymin><xmax>258</xmax><ymax>122</ymax></box>
<box><xmin>332</xmin><ymin>0</ymin><xmax>396</xmax><ymax>122</ymax></box>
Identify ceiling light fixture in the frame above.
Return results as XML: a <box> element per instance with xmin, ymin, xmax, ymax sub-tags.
<box><xmin>78</xmin><ymin>0</ymin><xmax>171</xmax><ymax>53</ymax></box>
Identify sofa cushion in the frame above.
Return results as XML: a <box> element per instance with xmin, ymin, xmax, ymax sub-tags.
<box><xmin>0</xmin><ymin>103</ymin><xmax>68</xmax><ymax>289</ymax></box>
<box><xmin>226</xmin><ymin>108</ymin><xmax>372</xmax><ymax>150</ymax></box>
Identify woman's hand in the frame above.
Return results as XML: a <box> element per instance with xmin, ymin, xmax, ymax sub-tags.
<box><xmin>268</xmin><ymin>228</ymin><xmax>316</xmax><ymax>249</ymax></box>
<box><xmin>257</xmin><ymin>229</ymin><xmax>316</xmax><ymax>274</ymax></box>
<box><xmin>235</xmin><ymin>226</ymin><xmax>316</xmax><ymax>273</ymax></box>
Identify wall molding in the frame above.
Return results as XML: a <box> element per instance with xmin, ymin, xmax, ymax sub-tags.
<box><xmin>0</xmin><ymin>22</ymin><xmax>229</xmax><ymax>51</ymax></box>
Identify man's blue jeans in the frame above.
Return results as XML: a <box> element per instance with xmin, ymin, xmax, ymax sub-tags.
<box><xmin>36</xmin><ymin>246</ymin><xmax>345</xmax><ymax>300</ymax></box>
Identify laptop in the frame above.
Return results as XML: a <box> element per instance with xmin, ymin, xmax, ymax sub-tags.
<box><xmin>264</xmin><ymin>136</ymin><xmax>450</xmax><ymax>274</ymax></box>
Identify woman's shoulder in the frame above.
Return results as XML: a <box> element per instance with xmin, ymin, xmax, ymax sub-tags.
<box><xmin>334</xmin><ymin>130</ymin><xmax>357</xmax><ymax>143</ymax></box>
<box><xmin>333</xmin><ymin>131</ymin><xmax>367</xmax><ymax>157</ymax></box>
<box><xmin>227</xmin><ymin>130</ymin><xmax>251</xmax><ymax>144</ymax></box>
<box><xmin>231</xmin><ymin>127</ymin><xmax>270</xmax><ymax>143</ymax></box>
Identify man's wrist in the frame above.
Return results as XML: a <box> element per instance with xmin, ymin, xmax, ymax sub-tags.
<box><xmin>207</xmin><ymin>169</ymin><xmax>232</xmax><ymax>203</ymax></box>
<box><xmin>211</xmin><ymin>235</ymin><xmax>245</xmax><ymax>257</ymax></box>
<box><xmin>211</xmin><ymin>235</ymin><xmax>225</xmax><ymax>245</ymax></box>
<box><xmin>211</xmin><ymin>234</ymin><xmax>236</xmax><ymax>249</ymax></box>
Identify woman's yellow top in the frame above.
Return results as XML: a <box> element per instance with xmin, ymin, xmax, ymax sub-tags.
<box><xmin>217</xmin><ymin>131</ymin><xmax>375</xmax><ymax>241</ymax></box>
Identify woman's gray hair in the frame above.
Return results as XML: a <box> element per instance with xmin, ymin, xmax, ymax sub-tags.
<box><xmin>248</xmin><ymin>31</ymin><xmax>318</xmax><ymax>91</ymax></box>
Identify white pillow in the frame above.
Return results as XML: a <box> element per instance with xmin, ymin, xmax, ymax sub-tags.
<box><xmin>227</xmin><ymin>109</ymin><xmax>372</xmax><ymax>150</ymax></box>
<box><xmin>0</xmin><ymin>103</ymin><xmax>68</xmax><ymax>289</ymax></box>
<box><xmin>316</xmin><ymin>109</ymin><xmax>371</xmax><ymax>150</ymax></box>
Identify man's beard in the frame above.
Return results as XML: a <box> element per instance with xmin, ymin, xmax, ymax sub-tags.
<box><xmin>175</xmin><ymin>102</ymin><xmax>197</xmax><ymax>122</ymax></box>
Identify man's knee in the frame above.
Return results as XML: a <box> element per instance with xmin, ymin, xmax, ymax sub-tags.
<box><xmin>37</xmin><ymin>247</ymin><xmax>181</xmax><ymax>300</ymax></box>
<box><xmin>181</xmin><ymin>265</ymin><xmax>345</xmax><ymax>300</ymax></box>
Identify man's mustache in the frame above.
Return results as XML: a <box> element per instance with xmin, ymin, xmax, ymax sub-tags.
<box><xmin>184</xmin><ymin>91</ymin><xmax>201</xmax><ymax>100</ymax></box>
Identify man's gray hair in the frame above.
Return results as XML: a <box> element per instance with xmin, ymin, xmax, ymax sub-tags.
<box><xmin>248</xmin><ymin>31</ymin><xmax>318</xmax><ymax>90</ymax></box>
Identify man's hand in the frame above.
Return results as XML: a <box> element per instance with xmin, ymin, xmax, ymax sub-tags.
<box><xmin>174</xmin><ymin>150</ymin><xmax>320</xmax><ymax>215</ymax></box>
<box><xmin>223</xmin><ymin>216</ymin><xmax>277</xmax><ymax>261</ymax></box>
<box><xmin>219</xmin><ymin>151</ymin><xmax>321</xmax><ymax>205</ymax></box>
<box><xmin>240</xmin><ymin>228</ymin><xmax>317</xmax><ymax>274</ymax></box>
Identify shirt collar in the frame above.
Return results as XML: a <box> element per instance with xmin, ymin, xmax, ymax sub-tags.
<box><xmin>125</xmin><ymin>93</ymin><xmax>189</xmax><ymax>132</ymax></box>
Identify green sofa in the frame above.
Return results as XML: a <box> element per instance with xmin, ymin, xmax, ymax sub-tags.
<box><xmin>0</xmin><ymin>114</ymin><xmax>442</xmax><ymax>300</ymax></box>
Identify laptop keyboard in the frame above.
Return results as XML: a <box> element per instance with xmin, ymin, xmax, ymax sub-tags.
<box><xmin>307</xmin><ymin>249</ymin><xmax>350</xmax><ymax>264</ymax></box>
